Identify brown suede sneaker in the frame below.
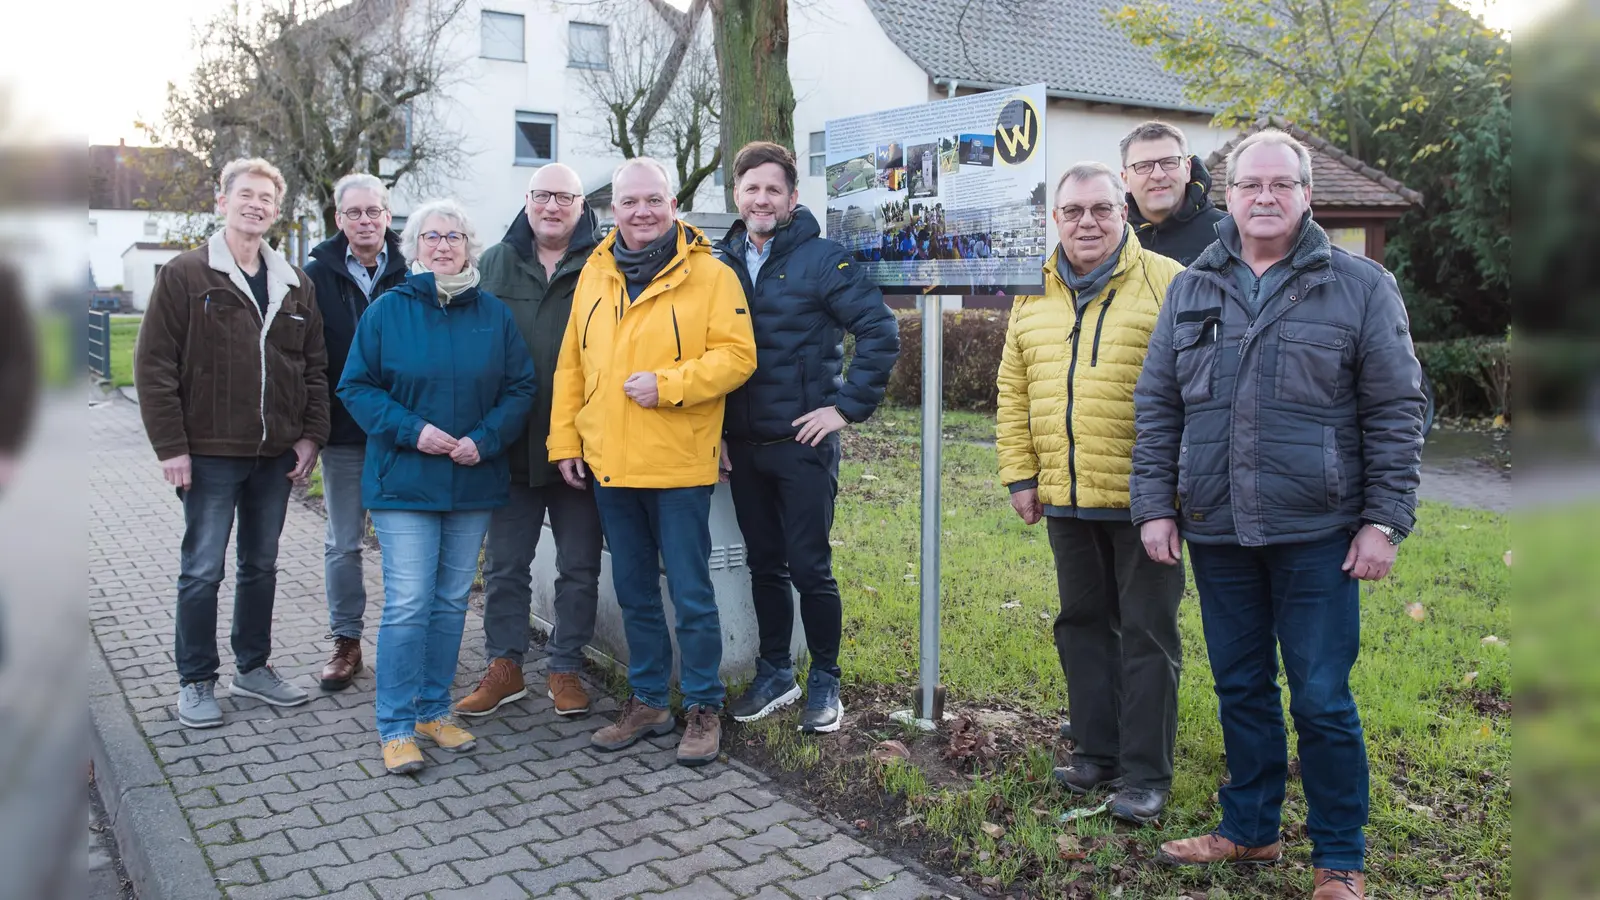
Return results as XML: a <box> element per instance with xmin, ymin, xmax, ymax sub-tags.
<box><xmin>1313</xmin><ymin>869</ymin><xmax>1365</xmax><ymax>899</ymax></box>
<box><xmin>591</xmin><ymin>696</ymin><xmax>675</xmax><ymax>751</ymax></box>
<box><xmin>676</xmin><ymin>705</ymin><xmax>721</xmax><ymax>767</ymax></box>
<box><xmin>1158</xmin><ymin>831</ymin><xmax>1283</xmax><ymax>866</ymax></box>
<box><xmin>547</xmin><ymin>672</ymin><xmax>590</xmax><ymax>717</ymax></box>
<box><xmin>454</xmin><ymin>657</ymin><xmax>527</xmax><ymax>717</ymax></box>
<box><xmin>319</xmin><ymin>636</ymin><xmax>362</xmax><ymax>691</ymax></box>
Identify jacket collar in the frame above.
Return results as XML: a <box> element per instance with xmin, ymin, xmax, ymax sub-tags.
<box><xmin>1192</xmin><ymin>212</ymin><xmax>1331</xmax><ymax>275</ymax></box>
<box><xmin>207</xmin><ymin>230</ymin><xmax>299</xmax><ymax>311</ymax></box>
<box><xmin>500</xmin><ymin>202</ymin><xmax>601</xmax><ymax>266</ymax></box>
<box><xmin>309</xmin><ymin>229</ymin><xmax>406</xmax><ymax>285</ymax></box>
<box><xmin>1043</xmin><ymin>223</ymin><xmax>1143</xmax><ymax>293</ymax></box>
<box><xmin>715</xmin><ymin>205</ymin><xmax>823</xmax><ymax>267</ymax></box>
<box><xmin>591</xmin><ymin>220</ymin><xmax>711</xmax><ymax>301</ymax></box>
<box><xmin>1126</xmin><ymin>155</ymin><xmax>1221</xmax><ymax>231</ymax></box>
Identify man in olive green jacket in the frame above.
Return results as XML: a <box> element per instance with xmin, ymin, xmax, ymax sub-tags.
<box><xmin>455</xmin><ymin>164</ymin><xmax>605</xmax><ymax>720</ymax></box>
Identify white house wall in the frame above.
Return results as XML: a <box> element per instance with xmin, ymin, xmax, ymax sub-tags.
<box><xmin>87</xmin><ymin>210</ymin><xmax>187</xmax><ymax>290</ymax></box>
<box><xmin>121</xmin><ymin>247</ymin><xmax>183</xmax><ymax>311</ymax></box>
<box><xmin>1039</xmin><ymin>99</ymin><xmax>1233</xmax><ymax>190</ymax></box>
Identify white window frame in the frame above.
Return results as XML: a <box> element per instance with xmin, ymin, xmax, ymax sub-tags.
<box><xmin>480</xmin><ymin>10</ymin><xmax>525</xmax><ymax>61</ymax></box>
<box><xmin>808</xmin><ymin>131</ymin><xmax>826</xmax><ymax>177</ymax></box>
<box><xmin>514</xmin><ymin>112</ymin><xmax>558</xmax><ymax>166</ymax></box>
<box><xmin>568</xmin><ymin>22</ymin><xmax>610</xmax><ymax>70</ymax></box>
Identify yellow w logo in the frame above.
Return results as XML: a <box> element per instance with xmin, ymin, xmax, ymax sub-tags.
<box><xmin>997</xmin><ymin>108</ymin><xmax>1035</xmax><ymax>157</ymax></box>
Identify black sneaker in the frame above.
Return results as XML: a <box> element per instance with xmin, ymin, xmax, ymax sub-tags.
<box><xmin>1052</xmin><ymin>761</ymin><xmax>1119</xmax><ymax>795</ymax></box>
<box><xmin>798</xmin><ymin>669</ymin><xmax>844</xmax><ymax>734</ymax></box>
<box><xmin>730</xmin><ymin>659</ymin><xmax>801</xmax><ymax>723</ymax></box>
<box><xmin>1110</xmin><ymin>786</ymin><xmax>1168</xmax><ymax>824</ymax></box>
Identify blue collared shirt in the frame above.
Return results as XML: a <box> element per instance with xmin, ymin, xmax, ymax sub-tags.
<box><xmin>745</xmin><ymin>234</ymin><xmax>773</xmax><ymax>283</ymax></box>
<box><xmin>344</xmin><ymin>244</ymin><xmax>389</xmax><ymax>299</ymax></box>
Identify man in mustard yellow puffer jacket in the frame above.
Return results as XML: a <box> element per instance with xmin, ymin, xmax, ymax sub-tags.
<box><xmin>996</xmin><ymin>161</ymin><xmax>1186</xmax><ymax>824</ymax></box>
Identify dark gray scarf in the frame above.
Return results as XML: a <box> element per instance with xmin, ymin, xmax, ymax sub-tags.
<box><xmin>1060</xmin><ymin>229</ymin><xmax>1128</xmax><ymax>309</ymax></box>
<box><xmin>613</xmin><ymin>224</ymin><xmax>680</xmax><ymax>301</ymax></box>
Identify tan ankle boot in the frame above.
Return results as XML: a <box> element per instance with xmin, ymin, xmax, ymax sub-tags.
<box><xmin>454</xmin><ymin>657</ymin><xmax>527</xmax><ymax>717</ymax></box>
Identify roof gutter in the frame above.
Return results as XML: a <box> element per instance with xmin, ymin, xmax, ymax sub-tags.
<box><xmin>932</xmin><ymin>76</ymin><xmax>1218</xmax><ymax>115</ymax></box>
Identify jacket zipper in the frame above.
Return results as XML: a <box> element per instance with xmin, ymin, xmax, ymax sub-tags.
<box><xmin>671</xmin><ymin>306</ymin><xmax>682</xmax><ymax>361</ymax></box>
<box><xmin>580</xmin><ymin>296</ymin><xmax>603</xmax><ymax>348</ymax></box>
<box><xmin>1088</xmin><ymin>289</ymin><xmax>1116</xmax><ymax>367</ymax></box>
<box><xmin>1064</xmin><ymin>296</ymin><xmax>1089</xmax><ymax>509</ymax></box>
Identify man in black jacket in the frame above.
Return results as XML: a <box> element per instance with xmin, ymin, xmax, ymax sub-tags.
<box><xmin>715</xmin><ymin>141</ymin><xmax>900</xmax><ymax>734</ymax></box>
<box><xmin>1122</xmin><ymin>121</ymin><xmax>1228</xmax><ymax>266</ymax></box>
<box><xmin>302</xmin><ymin>173</ymin><xmax>407</xmax><ymax>691</ymax></box>
<box><xmin>455</xmin><ymin>163</ymin><xmax>606</xmax><ymax>721</ymax></box>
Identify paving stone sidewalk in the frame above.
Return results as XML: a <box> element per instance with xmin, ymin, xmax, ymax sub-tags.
<box><xmin>89</xmin><ymin>398</ymin><xmax>948</xmax><ymax>900</ymax></box>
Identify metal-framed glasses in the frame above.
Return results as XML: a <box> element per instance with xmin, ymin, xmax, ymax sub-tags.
<box><xmin>1128</xmin><ymin>156</ymin><xmax>1184</xmax><ymax>176</ymax></box>
<box><xmin>420</xmin><ymin>231</ymin><xmax>466</xmax><ymax>247</ymax></box>
<box><xmin>1056</xmin><ymin>202</ymin><xmax>1121</xmax><ymax>222</ymax></box>
<box><xmin>1230</xmin><ymin>180</ymin><xmax>1305</xmax><ymax>197</ymax></box>
<box><xmin>339</xmin><ymin>206</ymin><xmax>388</xmax><ymax>221</ymax></box>
<box><xmin>530</xmin><ymin>190</ymin><xmax>578</xmax><ymax>207</ymax></box>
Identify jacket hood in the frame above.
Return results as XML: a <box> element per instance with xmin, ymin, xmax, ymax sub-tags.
<box><xmin>499</xmin><ymin>201</ymin><xmax>601</xmax><ymax>263</ymax></box>
<box><xmin>716</xmin><ymin>205</ymin><xmax>823</xmax><ymax>262</ymax></box>
<box><xmin>392</xmin><ymin>270</ymin><xmax>484</xmax><ymax>307</ymax></box>
<box><xmin>1194</xmin><ymin>211</ymin><xmax>1330</xmax><ymax>274</ymax></box>
<box><xmin>1127</xmin><ymin>155</ymin><xmax>1221</xmax><ymax>230</ymax></box>
<box><xmin>309</xmin><ymin>228</ymin><xmax>407</xmax><ymax>274</ymax></box>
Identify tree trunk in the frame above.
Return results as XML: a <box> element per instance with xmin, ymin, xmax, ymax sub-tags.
<box><xmin>713</xmin><ymin>0</ymin><xmax>796</xmax><ymax>208</ymax></box>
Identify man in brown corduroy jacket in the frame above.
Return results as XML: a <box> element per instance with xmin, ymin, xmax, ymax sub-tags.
<box><xmin>134</xmin><ymin>157</ymin><xmax>328</xmax><ymax>729</ymax></box>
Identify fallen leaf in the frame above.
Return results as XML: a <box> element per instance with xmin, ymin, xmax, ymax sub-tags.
<box><xmin>830</xmin><ymin>539</ymin><xmax>844</xmax><ymax>547</ymax></box>
<box><xmin>853</xmin><ymin>818</ymin><xmax>871</xmax><ymax>830</ymax></box>
<box><xmin>860</xmin><ymin>473</ymin><xmax>879</xmax><ymax>481</ymax></box>
<box><xmin>1461</xmin><ymin>671</ymin><xmax>1479</xmax><ymax>685</ymax></box>
<box><xmin>1030</xmin><ymin>807</ymin><xmax>1051</xmax><ymax>817</ymax></box>
<box><xmin>1493</xmin><ymin>413</ymin><xmax>1506</xmax><ymax>428</ymax></box>
<box><xmin>1406</xmin><ymin>802</ymin><xmax>1434</xmax><ymax>816</ymax></box>
<box><xmin>1056</xmin><ymin>834</ymin><xmax>1087</xmax><ymax>860</ymax></box>
<box><xmin>871</xmin><ymin>740</ymin><xmax>911</xmax><ymax>762</ymax></box>
<box><xmin>980</xmin><ymin>821</ymin><xmax>1006</xmax><ymax>840</ymax></box>
<box><xmin>977</xmin><ymin>850</ymin><xmax>993</xmax><ymax>862</ymax></box>
<box><xmin>1481</xmin><ymin>634</ymin><xmax>1505</xmax><ymax>646</ymax></box>
<box><xmin>896</xmin><ymin>814</ymin><xmax>922</xmax><ymax>828</ymax></box>
<box><xmin>1503</xmin><ymin>550</ymin><xmax>1512</xmax><ymax>567</ymax></box>
<box><xmin>1478</xmin><ymin>723</ymin><xmax>1493</xmax><ymax>738</ymax></box>
<box><xmin>1000</xmin><ymin>601</ymin><xmax>1021</xmax><ymax>610</ymax></box>
<box><xmin>1457</xmin><ymin>524</ymin><xmax>1473</xmax><ymax>530</ymax></box>
<box><xmin>1038</xmin><ymin>612</ymin><xmax>1051</xmax><ymax>620</ymax></box>
<box><xmin>1405</xmin><ymin>602</ymin><xmax>1427</xmax><ymax>622</ymax></box>
<box><xmin>862</xmin><ymin>585</ymin><xmax>879</xmax><ymax>597</ymax></box>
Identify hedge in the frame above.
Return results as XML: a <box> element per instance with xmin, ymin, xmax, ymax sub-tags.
<box><xmin>873</xmin><ymin>308</ymin><xmax>1509</xmax><ymax>420</ymax></box>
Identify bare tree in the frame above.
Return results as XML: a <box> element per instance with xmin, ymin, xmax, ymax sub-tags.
<box><xmin>140</xmin><ymin>0</ymin><xmax>471</xmax><ymax>235</ymax></box>
<box><xmin>571</xmin><ymin>0</ymin><xmax>722</xmax><ymax>209</ymax></box>
<box><xmin>711</xmin><ymin>0</ymin><xmax>796</xmax><ymax>207</ymax></box>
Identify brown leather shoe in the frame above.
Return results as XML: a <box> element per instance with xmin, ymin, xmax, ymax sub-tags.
<box><xmin>454</xmin><ymin>657</ymin><xmax>527</xmax><ymax>717</ymax></box>
<box><xmin>547</xmin><ymin>672</ymin><xmax>590</xmax><ymax>717</ymax></box>
<box><xmin>319</xmin><ymin>637</ymin><xmax>362</xmax><ymax>691</ymax></box>
<box><xmin>1313</xmin><ymin>869</ymin><xmax>1365</xmax><ymax>899</ymax></box>
<box><xmin>677</xmin><ymin>705</ymin><xmax>721</xmax><ymax>767</ymax></box>
<box><xmin>592</xmin><ymin>696</ymin><xmax>675</xmax><ymax>751</ymax></box>
<box><xmin>1158</xmin><ymin>831</ymin><xmax>1282</xmax><ymax>866</ymax></box>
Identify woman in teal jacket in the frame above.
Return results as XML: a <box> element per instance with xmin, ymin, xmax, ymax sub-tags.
<box><xmin>338</xmin><ymin>198</ymin><xmax>535</xmax><ymax>775</ymax></box>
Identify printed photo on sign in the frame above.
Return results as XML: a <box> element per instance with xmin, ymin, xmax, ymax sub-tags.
<box><xmin>907</xmin><ymin>142</ymin><xmax>939</xmax><ymax>199</ymax></box>
<box><xmin>959</xmin><ymin>133</ymin><xmax>995</xmax><ymax>167</ymax></box>
<box><xmin>875</xmin><ymin>142</ymin><xmax>904</xmax><ymax>173</ymax></box>
<box><xmin>827</xmin><ymin>152</ymin><xmax>875</xmax><ymax>199</ymax></box>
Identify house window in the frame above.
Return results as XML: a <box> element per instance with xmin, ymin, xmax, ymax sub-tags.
<box><xmin>388</xmin><ymin>105</ymin><xmax>413</xmax><ymax>157</ymax></box>
<box><xmin>88</xmin><ymin>218</ymin><xmax>98</xmax><ymax>236</ymax></box>
<box><xmin>144</xmin><ymin>218</ymin><xmax>158</xmax><ymax>237</ymax></box>
<box><xmin>568</xmin><ymin>22</ymin><xmax>610</xmax><ymax>70</ymax></box>
<box><xmin>481</xmin><ymin>10</ymin><xmax>525</xmax><ymax>61</ymax></box>
<box><xmin>514</xmin><ymin>112</ymin><xmax>557</xmax><ymax>166</ymax></box>
<box><xmin>713</xmin><ymin>168</ymin><xmax>724</xmax><ymax>187</ymax></box>
<box><xmin>809</xmin><ymin>131</ymin><xmax>826</xmax><ymax>177</ymax></box>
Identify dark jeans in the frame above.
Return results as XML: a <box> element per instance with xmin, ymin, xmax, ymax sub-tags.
<box><xmin>592</xmin><ymin>484</ymin><xmax>723</xmax><ymax>710</ymax></box>
<box><xmin>175</xmin><ymin>451</ymin><xmax>295</xmax><ymax>685</ymax></box>
<box><xmin>727</xmin><ymin>435</ymin><xmax>842</xmax><ymax>678</ymax></box>
<box><xmin>482</xmin><ymin>481</ymin><xmax>604</xmax><ymax>671</ymax></box>
<box><xmin>1189</xmin><ymin>534</ymin><xmax>1368</xmax><ymax>871</ymax></box>
<box><xmin>1045</xmin><ymin>516</ymin><xmax>1184</xmax><ymax>789</ymax></box>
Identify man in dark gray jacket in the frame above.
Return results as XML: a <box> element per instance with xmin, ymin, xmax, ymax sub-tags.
<box><xmin>1130</xmin><ymin>130</ymin><xmax>1424</xmax><ymax>900</ymax></box>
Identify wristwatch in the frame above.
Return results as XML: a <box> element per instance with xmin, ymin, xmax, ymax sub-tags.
<box><xmin>1366</xmin><ymin>522</ymin><xmax>1403</xmax><ymax>546</ymax></box>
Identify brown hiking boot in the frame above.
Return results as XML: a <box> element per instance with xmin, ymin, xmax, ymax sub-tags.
<box><xmin>677</xmin><ymin>705</ymin><xmax>721</xmax><ymax>767</ymax></box>
<box><xmin>591</xmin><ymin>696</ymin><xmax>675</xmax><ymax>751</ymax></box>
<box><xmin>1158</xmin><ymin>831</ymin><xmax>1282</xmax><ymax>866</ymax></box>
<box><xmin>319</xmin><ymin>636</ymin><xmax>362</xmax><ymax>691</ymax></box>
<box><xmin>454</xmin><ymin>657</ymin><xmax>527</xmax><ymax>718</ymax></box>
<box><xmin>547</xmin><ymin>672</ymin><xmax>590</xmax><ymax>717</ymax></box>
<box><xmin>1313</xmin><ymin>869</ymin><xmax>1365</xmax><ymax>899</ymax></box>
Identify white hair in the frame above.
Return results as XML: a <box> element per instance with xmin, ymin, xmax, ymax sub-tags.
<box><xmin>400</xmin><ymin>198</ymin><xmax>483</xmax><ymax>266</ymax></box>
<box><xmin>332</xmin><ymin>172</ymin><xmax>390</xmax><ymax>211</ymax></box>
<box><xmin>1226</xmin><ymin>130</ymin><xmax>1314</xmax><ymax>190</ymax></box>
<box><xmin>611</xmin><ymin>157</ymin><xmax>675</xmax><ymax>194</ymax></box>
<box><xmin>1055</xmin><ymin>162</ymin><xmax>1128</xmax><ymax>203</ymax></box>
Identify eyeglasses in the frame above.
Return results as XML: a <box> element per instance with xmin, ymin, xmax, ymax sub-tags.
<box><xmin>1056</xmin><ymin>203</ymin><xmax>1122</xmax><ymax>222</ymax></box>
<box><xmin>339</xmin><ymin>207</ymin><xmax>388</xmax><ymax>221</ymax></box>
<box><xmin>530</xmin><ymin>190</ymin><xmax>578</xmax><ymax>207</ymax></box>
<box><xmin>1230</xmin><ymin>180</ymin><xmax>1305</xmax><ymax>197</ymax></box>
<box><xmin>1127</xmin><ymin>156</ymin><xmax>1184</xmax><ymax>176</ymax></box>
<box><xmin>420</xmin><ymin>231</ymin><xmax>466</xmax><ymax>247</ymax></box>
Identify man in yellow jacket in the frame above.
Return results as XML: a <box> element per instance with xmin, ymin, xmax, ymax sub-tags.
<box><xmin>548</xmin><ymin>157</ymin><xmax>757</xmax><ymax>767</ymax></box>
<box><xmin>996</xmin><ymin>161</ymin><xmax>1186</xmax><ymax>823</ymax></box>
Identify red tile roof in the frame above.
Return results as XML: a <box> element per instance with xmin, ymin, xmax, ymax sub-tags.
<box><xmin>1204</xmin><ymin>116</ymin><xmax>1423</xmax><ymax>210</ymax></box>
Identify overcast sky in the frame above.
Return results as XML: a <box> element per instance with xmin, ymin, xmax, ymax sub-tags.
<box><xmin>6</xmin><ymin>0</ymin><xmax>1563</xmax><ymax>147</ymax></box>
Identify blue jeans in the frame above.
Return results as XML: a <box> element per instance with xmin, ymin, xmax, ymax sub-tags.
<box><xmin>1188</xmin><ymin>534</ymin><xmax>1369</xmax><ymax>871</ymax></box>
<box><xmin>320</xmin><ymin>444</ymin><xmax>368</xmax><ymax>639</ymax></box>
<box><xmin>175</xmin><ymin>452</ymin><xmax>294</xmax><ymax>684</ymax></box>
<box><xmin>370</xmin><ymin>509</ymin><xmax>491</xmax><ymax>742</ymax></box>
<box><xmin>592</xmin><ymin>484</ymin><xmax>723</xmax><ymax>710</ymax></box>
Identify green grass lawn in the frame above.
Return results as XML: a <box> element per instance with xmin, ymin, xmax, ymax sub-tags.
<box><xmin>108</xmin><ymin>319</ymin><xmax>140</xmax><ymax>388</ymax></box>
<box><xmin>812</xmin><ymin>407</ymin><xmax>1510</xmax><ymax>897</ymax></box>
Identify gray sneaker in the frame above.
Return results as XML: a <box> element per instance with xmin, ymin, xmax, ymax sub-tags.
<box><xmin>177</xmin><ymin>681</ymin><xmax>223</xmax><ymax>729</ymax></box>
<box><xmin>230</xmin><ymin>665</ymin><xmax>310</xmax><ymax>708</ymax></box>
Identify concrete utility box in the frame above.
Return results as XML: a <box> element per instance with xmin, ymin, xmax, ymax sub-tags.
<box><xmin>529</xmin><ymin>211</ymin><xmax>805</xmax><ymax>689</ymax></box>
